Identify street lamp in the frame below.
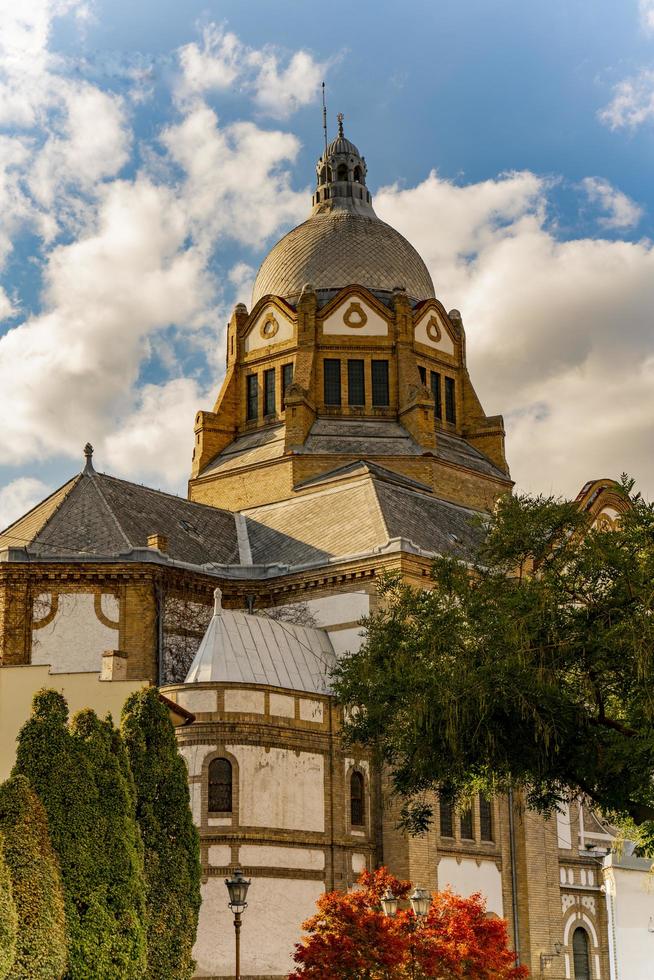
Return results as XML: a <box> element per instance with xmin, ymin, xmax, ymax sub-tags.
<box><xmin>380</xmin><ymin>888</ymin><xmax>399</xmax><ymax>917</ymax></box>
<box><xmin>225</xmin><ymin>868</ymin><xmax>251</xmax><ymax>980</ymax></box>
<box><xmin>409</xmin><ymin>887</ymin><xmax>432</xmax><ymax>919</ymax></box>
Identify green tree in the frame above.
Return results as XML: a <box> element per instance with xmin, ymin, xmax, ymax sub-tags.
<box><xmin>121</xmin><ymin>688</ymin><xmax>201</xmax><ymax>980</ymax></box>
<box><xmin>333</xmin><ymin>481</ymin><xmax>654</xmax><ymax>846</ymax></box>
<box><xmin>0</xmin><ymin>775</ymin><xmax>67</xmax><ymax>979</ymax></box>
<box><xmin>13</xmin><ymin>690</ymin><xmax>147</xmax><ymax>979</ymax></box>
<box><xmin>0</xmin><ymin>835</ymin><xmax>16</xmax><ymax>980</ymax></box>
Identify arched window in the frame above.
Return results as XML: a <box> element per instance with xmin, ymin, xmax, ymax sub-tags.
<box><xmin>350</xmin><ymin>771</ymin><xmax>365</xmax><ymax>826</ymax></box>
<box><xmin>353</xmin><ymin>165</ymin><xmax>362</xmax><ymax>183</ymax></box>
<box><xmin>572</xmin><ymin>927</ymin><xmax>591</xmax><ymax>979</ymax></box>
<box><xmin>208</xmin><ymin>758</ymin><xmax>232</xmax><ymax>813</ymax></box>
<box><xmin>337</xmin><ymin>163</ymin><xmax>348</xmax><ymax>181</ymax></box>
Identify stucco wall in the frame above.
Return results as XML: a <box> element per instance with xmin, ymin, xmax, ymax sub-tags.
<box><xmin>227</xmin><ymin>743</ymin><xmax>325</xmax><ymax>832</ymax></box>
<box><xmin>31</xmin><ymin>592</ymin><xmax>120</xmax><ymax>673</ymax></box>
<box><xmin>607</xmin><ymin>860</ymin><xmax>654</xmax><ymax>980</ymax></box>
<box><xmin>437</xmin><ymin>856</ymin><xmax>504</xmax><ymax>917</ymax></box>
<box><xmin>193</xmin><ymin>876</ymin><xmax>323</xmax><ymax>978</ymax></box>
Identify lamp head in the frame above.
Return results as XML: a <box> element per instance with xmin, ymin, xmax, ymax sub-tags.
<box><xmin>409</xmin><ymin>887</ymin><xmax>431</xmax><ymax>918</ymax></box>
<box><xmin>225</xmin><ymin>868</ymin><xmax>251</xmax><ymax>913</ymax></box>
<box><xmin>380</xmin><ymin>888</ymin><xmax>399</xmax><ymax>917</ymax></box>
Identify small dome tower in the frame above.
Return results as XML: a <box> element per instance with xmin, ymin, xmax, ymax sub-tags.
<box><xmin>312</xmin><ymin>113</ymin><xmax>372</xmax><ymax>213</ymax></box>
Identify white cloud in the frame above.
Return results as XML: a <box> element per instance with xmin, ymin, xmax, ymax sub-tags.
<box><xmin>0</xmin><ymin>476</ymin><xmax>50</xmax><ymax>530</ymax></box>
<box><xmin>640</xmin><ymin>0</ymin><xmax>654</xmax><ymax>32</ymax></box>
<box><xmin>581</xmin><ymin>176</ymin><xmax>643</xmax><ymax>230</ymax></box>
<box><xmin>376</xmin><ymin>171</ymin><xmax>654</xmax><ymax>496</ymax></box>
<box><xmin>176</xmin><ymin>23</ymin><xmax>327</xmax><ymax>119</ymax></box>
<box><xmin>599</xmin><ymin>69</ymin><xmax>654</xmax><ymax>130</ymax></box>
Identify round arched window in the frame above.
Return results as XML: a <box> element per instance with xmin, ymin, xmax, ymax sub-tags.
<box><xmin>350</xmin><ymin>771</ymin><xmax>365</xmax><ymax>827</ymax></box>
<box><xmin>208</xmin><ymin>758</ymin><xmax>232</xmax><ymax>813</ymax></box>
<box><xmin>572</xmin><ymin>927</ymin><xmax>591</xmax><ymax>979</ymax></box>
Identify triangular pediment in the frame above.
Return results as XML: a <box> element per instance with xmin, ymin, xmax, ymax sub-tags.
<box><xmin>414</xmin><ymin>302</ymin><xmax>455</xmax><ymax>355</ymax></box>
<box><xmin>320</xmin><ymin>288</ymin><xmax>390</xmax><ymax>337</ymax></box>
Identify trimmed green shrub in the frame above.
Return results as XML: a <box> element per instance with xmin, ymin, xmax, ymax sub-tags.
<box><xmin>121</xmin><ymin>688</ymin><xmax>201</xmax><ymax>980</ymax></box>
<box><xmin>0</xmin><ymin>835</ymin><xmax>16</xmax><ymax>980</ymax></box>
<box><xmin>13</xmin><ymin>690</ymin><xmax>146</xmax><ymax>980</ymax></box>
<box><xmin>0</xmin><ymin>775</ymin><xmax>67</xmax><ymax>979</ymax></box>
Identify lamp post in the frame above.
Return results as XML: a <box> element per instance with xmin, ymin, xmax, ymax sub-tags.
<box><xmin>225</xmin><ymin>868</ymin><xmax>251</xmax><ymax>980</ymax></box>
<box><xmin>381</xmin><ymin>885</ymin><xmax>431</xmax><ymax>980</ymax></box>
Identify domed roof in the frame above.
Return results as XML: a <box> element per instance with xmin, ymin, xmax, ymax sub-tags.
<box><xmin>251</xmin><ymin>208</ymin><xmax>435</xmax><ymax>307</ymax></box>
<box><xmin>252</xmin><ymin>116</ymin><xmax>435</xmax><ymax>307</ymax></box>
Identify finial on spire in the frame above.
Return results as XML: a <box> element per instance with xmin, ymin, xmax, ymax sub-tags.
<box><xmin>337</xmin><ymin>111</ymin><xmax>344</xmax><ymax>137</ymax></box>
<box><xmin>213</xmin><ymin>587</ymin><xmax>223</xmax><ymax>616</ymax></box>
<box><xmin>321</xmin><ymin>82</ymin><xmax>328</xmax><ymax>156</ymax></box>
<box><xmin>83</xmin><ymin>442</ymin><xmax>95</xmax><ymax>475</ymax></box>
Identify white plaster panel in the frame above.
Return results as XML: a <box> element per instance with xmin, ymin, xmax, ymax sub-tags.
<box><xmin>269</xmin><ymin>693</ymin><xmax>295</xmax><ymax>718</ymax></box>
<box><xmin>190</xmin><ymin>782</ymin><xmax>201</xmax><ymax>826</ymax></box>
<box><xmin>194</xmin><ymin>876</ymin><xmax>323</xmax><ymax>978</ymax></box>
<box><xmin>238</xmin><ymin>845</ymin><xmax>325</xmax><ymax>870</ymax></box>
<box><xmin>296</xmin><ymin>590</ymin><xmax>369</xmax><ymax>628</ymax></box>
<box><xmin>322</xmin><ymin>297</ymin><xmax>388</xmax><ymax>336</ymax></box>
<box><xmin>178</xmin><ymin>744</ymin><xmax>213</xmax><ymax>777</ymax></box>
<box><xmin>437</xmin><ymin>857</ymin><xmax>503</xmax><ymax>917</ymax></box>
<box><xmin>299</xmin><ymin>699</ymin><xmax>323</xmax><ymax>723</ymax></box>
<box><xmin>208</xmin><ymin>816</ymin><xmax>232</xmax><ymax>826</ymax></box>
<box><xmin>245</xmin><ymin>305</ymin><xmax>294</xmax><ymax>353</ymax></box>
<box><xmin>557</xmin><ymin>802</ymin><xmax>573</xmax><ymax>849</ymax></box>
<box><xmin>611</xmin><ymin>865</ymin><xmax>654</xmax><ymax>980</ymax></box>
<box><xmin>227</xmin><ymin>744</ymin><xmax>325</xmax><ymax>832</ymax></box>
<box><xmin>176</xmin><ymin>689</ymin><xmax>218</xmax><ymax>713</ymax></box>
<box><xmin>328</xmin><ymin>627</ymin><xmax>365</xmax><ymax>657</ymax></box>
<box><xmin>208</xmin><ymin>844</ymin><xmax>231</xmax><ymax>867</ymax></box>
<box><xmin>31</xmin><ymin>593</ymin><xmax>118</xmax><ymax>673</ymax></box>
<box><xmin>352</xmin><ymin>852</ymin><xmax>367</xmax><ymax>874</ymax></box>
<box><xmin>414</xmin><ymin>309</ymin><xmax>455</xmax><ymax>354</ymax></box>
<box><xmin>100</xmin><ymin>593</ymin><xmax>119</xmax><ymax>623</ymax></box>
<box><xmin>224</xmin><ymin>689</ymin><xmax>265</xmax><ymax>714</ymax></box>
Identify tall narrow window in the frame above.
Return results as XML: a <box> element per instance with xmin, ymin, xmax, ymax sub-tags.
<box><xmin>445</xmin><ymin>377</ymin><xmax>456</xmax><ymax>423</ymax></box>
<box><xmin>350</xmin><ymin>771</ymin><xmax>365</xmax><ymax>826</ymax></box>
<box><xmin>572</xmin><ymin>928</ymin><xmax>591</xmax><ymax>980</ymax></box>
<box><xmin>418</xmin><ymin>365</ymin><xmax>426</xmax><ymax>386</ymax></box>
<box><xmin>348</xmin><ymin>359</ymin><xmax>365</xmax><ymax>406</ymax></box>
<box><xmin>264</xmin><ymin>368</ymin><xmax>276</xmax><ymax>416</ymax></box>
<box><xmin>439</xmin><ymin>799</ymin><xmax>454</xmax><ymax>838</ymax></box>
<box><xmin>208</xmin><ymin>758</ymin><xmax>232</xmax><ymax>813</ymax></box>
<box><xmin>479</xmin><ymin>795</ymin><xmax>493</xmax><ymax>841</ymax></box>
<box><xmin>324</xmin><ymin>359</ymin><xmax>341</xmax><ymax>406</ymax></box>
<box><xmin>371</xmin><ymin>360</ymin><xmax>390</xmax><ymax>406</ymax></box>
<box><xmin>282</xmin><ymin>363</ymin><xmax>294</xmax><ymax>406</ymax></box>
<box><xmin>430</xmin><ymin>371</ymin><xmax>442</xmax><ymax>419</ymax></box>
<box><xmin>460</xmin><ymin>807</ymin><xmax>474</xmax><ymax>840</ymax></box>
<box><xmin>246</xmin><ymin>375</ymin><xmax>258</xmax><ymax>421</ymax></box>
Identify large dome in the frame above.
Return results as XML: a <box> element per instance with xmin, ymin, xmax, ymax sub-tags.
<box><xmin>251</xmin><ymin>117</ymin><xmax>435</xmax><ymax>308</ymax></box>
<box><xmin>251</xmin><ymin>208</ymin><xmax>436</xmax><ymax>307</ymax></box>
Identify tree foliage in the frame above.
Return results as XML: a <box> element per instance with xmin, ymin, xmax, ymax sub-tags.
<box><xmin>0</xmin><ymin>836</ymin><xmax>16</xmax><ymax>980</ymax></box>
<box><xmin>289</xmin><ymin>867</ymin><xmax>526</xmax><ymax>979</ymax></box>
<box><xmin>0</xmin><ymin>775</ymin><xmax>67</xmax><ymax>979</ymax></box>
<box><xmin>121</xmin><ymin>688</ymin><xmax>201</xmax><ymax>980</ymax></box>
<box><xmin>333</xmin><ymin>482</ymin><xmax>654</xmax><ymax>844</ymax></box>
<box><xmin>13</xmin><ymin>690</ymin><xmax>146</xmax><ymax>979</ymax></box>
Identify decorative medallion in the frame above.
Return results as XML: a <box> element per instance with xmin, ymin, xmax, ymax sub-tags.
<box><xmin>260</xmin><ymin>314</ymin><xmax>279</xmax><ymax>340</ymax></box>
<box><xmin>426</xmin><ymin>315</ymin><xmax>442</xmax><ymax>343</ymax></box>
<box><xmin>343</xmin><ymin>302</ymin><xmax>368</xmax><ymax>329</ymax></box>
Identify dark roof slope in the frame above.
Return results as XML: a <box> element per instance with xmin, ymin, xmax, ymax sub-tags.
<box><xmin>0</xmin><ymin>469</ymin><xmax>239</xmax><ymax>564</ymax></box>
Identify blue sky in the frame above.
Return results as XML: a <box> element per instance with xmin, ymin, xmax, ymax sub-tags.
<box><xmin>1</xmin><ymin>0</ymin><xmax>653</xmax><ymax>526</ymax></box>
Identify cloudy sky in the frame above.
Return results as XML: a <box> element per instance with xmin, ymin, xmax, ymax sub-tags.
<box><xmin>0</xmin><ymin>0</ymin><xmax>653</xmax><ymax>528</ymax></box>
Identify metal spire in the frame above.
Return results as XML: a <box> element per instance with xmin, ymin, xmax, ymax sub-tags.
<box><xmin>321</xmin><ymin>82</ymin><xmax>328</xmax><ymax>156</ymax></box>
<box><xmin>337</xmin><ymin>111</ymin><xmax>344</xmax><ymax>137</ymax></box>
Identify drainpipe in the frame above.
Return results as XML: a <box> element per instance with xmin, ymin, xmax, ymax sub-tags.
<box><xmin>508</xmin><ymin>787</ymin><xmax>521</xmax><ymax>967</ymax></box>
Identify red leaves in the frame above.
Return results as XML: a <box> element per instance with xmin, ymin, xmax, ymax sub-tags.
<box><xmin>289</xmin><ymin>867</ymin><xmax>529</xmax><ymax>979</ymax></box>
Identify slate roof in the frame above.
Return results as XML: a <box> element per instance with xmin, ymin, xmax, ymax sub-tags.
<box><xmin>243</xmin><ymin>461</ymin><xmax>485</xmax><ymax>566</ymax></box>
<box><xmin>0</xmin><ymin>466</ymin><xmax>240</xmax><ymax>564</ymax></box>
<box><xmin>186</xmin><ymin>589</ymin><xmax>335</xmax><ymax>693</ymax></box>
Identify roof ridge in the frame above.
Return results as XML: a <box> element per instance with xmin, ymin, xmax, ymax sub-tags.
<box><xmin>83</xmin><ymin>473</ymin><xmax>133</xmax><ymax>552</ymax></box>
<box><xmin>93</xmin><ymin>470</ymin><xmax>233</xmax><ymax>515</ymax></box>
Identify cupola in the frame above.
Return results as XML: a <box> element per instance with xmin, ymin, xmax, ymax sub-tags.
<box><xmin>312</xmin><ymin>113</ymin><xmax>372</xmax><ymax>212</ymax></box>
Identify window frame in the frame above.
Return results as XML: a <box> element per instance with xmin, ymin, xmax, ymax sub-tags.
<box><xmin>371</xmin><ymin>359</ymin><xmax>390</xmax><ymax>407</ymax></box>
<box><xmin>263</xmin><ymin>367</ymin><xmax>276</xmax><ymax>417</ymax></box>
<box><xmin>282</xmin><ymin>362</ymin><xmax>294</xmax><ymax>407</ymax></box>
<box><xmin>350</xmin><ymin>770</ymin><xmax>365</xmax><ymax>828</ymax></box>
<box><xmin>431</xmin><ymin>370</ymin><xmax>442</xmax><ymax>420</ymax></box>
<box><xmin>445</xmin><ymin>376</ymin><xmax>456</xmax><ymax>424</ymax></box>
<box><xmin>439</xmin><ymin>799</ymin><xmax>454</xmax><ymax>838</ymax></box>
<box><xmin>479</xmin><ymin>794</ymin><xmax>494</xmax><ymax>842</ymax></box>
<box><xmin>347</xmin><ymin>359</ymin><xmax>366</xmax><ymax>406</ymax></box>
<box><xmin>572</xmin><ymin>927</ymin><xmax>591</xmax><ymax>980</ymax></box>
<box><xmin>246</xmin><ymin>374</ymin><xmax>259</xmax><ymax>421</ymax></box>
<box><xmin>323</xmin><ymin>358</ymin><xmax>342</xmax><ymax>406</ymax></box>
<box><xmin>460</xmin><ymin>806</ymin><xmax>474</xmax><ymax>840</ymax></box>
<box><xmin>208</xmin><ymin>757</ymin><xmax>233</xmax><ymax>814</ymax></box>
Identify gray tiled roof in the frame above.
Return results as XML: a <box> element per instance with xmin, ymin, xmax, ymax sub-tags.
<box><xmin>243</xmin><ymin>462</ymin><xmax>484</xmax><ymax>566</ymax></box>
<box><xmin>1</xmin><ymin>470</ymin><xmax>239</xmax><ymax>564</ymax></box>
<box><xmin>251</xmin><ymin>206</ymin><xmax>435</xmax><ymax>307</ymax></box>
<box><xmin>302</xmin><ymin>417</ymin><xmax>424</xmax><ymax>456</ymax></box>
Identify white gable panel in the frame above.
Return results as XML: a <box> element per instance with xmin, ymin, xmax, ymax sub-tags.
<box><xmin>414</xmin><ymin>309</ymin><xmax>455</xmax><ymax>354</ymax></box>
<box><xmin>245</xmin><ymin>306</ymin><xmax>294</xmax><ymax>353</ymax></box>
<box><xmin>322</xmin><ymin>296</ymin><xmax>388</xmax><ymax>336</ymax></box>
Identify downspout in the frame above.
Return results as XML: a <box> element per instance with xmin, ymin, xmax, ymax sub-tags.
<box><xmin>508</xmin><ymin>786</ymin><xmax>521</xmax><ymax>967</ymax></box>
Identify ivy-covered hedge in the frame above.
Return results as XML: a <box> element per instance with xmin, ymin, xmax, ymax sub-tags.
<box><xmin>13</xmin><ymin>690</ymin><xmax>146</xmax><ymax>980</ymax></box>
<box><xmin>121</xmin><ymin>688</ymin><xmax>201</xmax><ymax>980</ymax></box>
<box><xmin>0</xmin><ymin>775</ymin><xmax>67</xmax><ymax>980</ymax></box>
<box><xmin>0</xmin><ymin>835</ymin><xmax>16</xmax><ymax>980</ymax></box>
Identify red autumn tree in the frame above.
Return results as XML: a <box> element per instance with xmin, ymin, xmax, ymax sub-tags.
<box><xmin>289</xmin><ymin>867</ymin><xmax>528</xmax><ymax>980</ymax></box>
